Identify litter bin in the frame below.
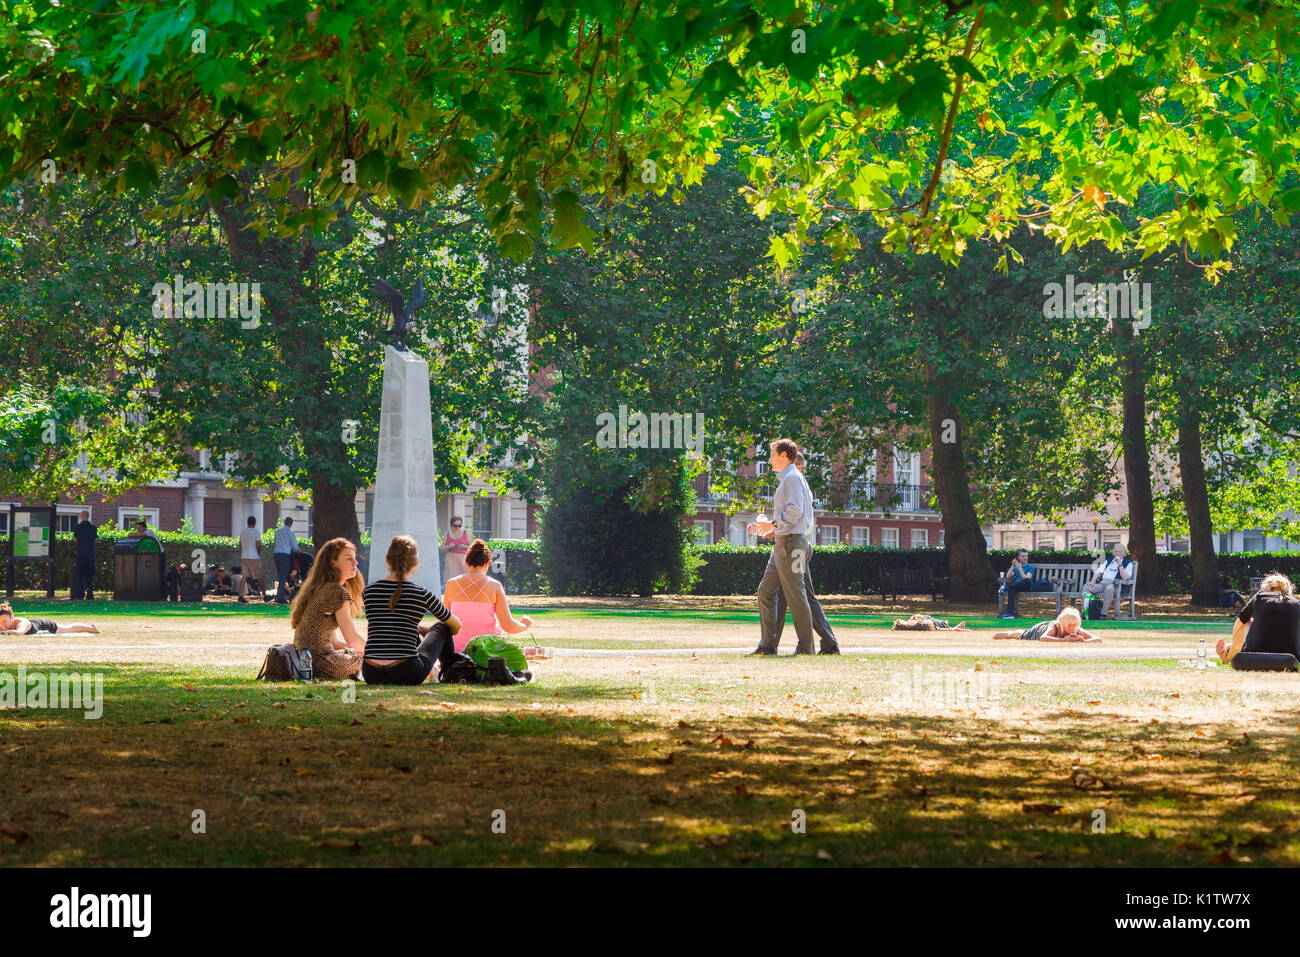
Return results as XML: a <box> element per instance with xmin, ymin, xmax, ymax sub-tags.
<box><xmin>113</xmin><ymin>536</ymin><xmax>165</xmax><ymax>601</ymax></box>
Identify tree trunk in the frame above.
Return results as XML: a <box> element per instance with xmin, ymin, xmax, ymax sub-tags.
<box><xmin>310</xmin><ymin>472</ymin><xmax>361</xmax><ymax>549</ymax></box>
<box><xmin>1176</xmin><ymin>386</ymin><xmax>1219</xmax><ymax>605</ymax></box>
<box><xmin>213</xmin><ymin>188</ymin><xmax>360</xmax><ymax>554</ymax></box>
<box><xmin>926</xmin><ymin>369</ymin><xmax>992</xmax><ymax>601</ymax></box>
<box><xmin>1119</xmin><ymin>333</ymin><xmax>1166</xmax><ymax>594</ymax></box>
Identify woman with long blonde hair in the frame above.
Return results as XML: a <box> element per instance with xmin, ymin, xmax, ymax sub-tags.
<box><xmin>289</xmin><ymin>537</ymin><xmax>366</xmax><ymax>679</ymax></box>
<box><xmin>1217</xmin><ymin>572</ymin><xmax>1300</xmax><ymax>663</ymax></box>
<box><xmin>360</xmin><ymin>534</ymin><xmax>462</xmax><ymax>685</ymax></box>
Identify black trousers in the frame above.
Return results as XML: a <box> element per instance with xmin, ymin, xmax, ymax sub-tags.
<box><xmin>73</xmin><ymin>557</ymin><xmax>95</xmax><ymax>599</ymax></box>
<box><xmin>1003</xmin><ymin>578</ymin><xmax>1033</xmax><ymax>615</ymax></box>
<box><xmin>274</xmin><ymin>553</ymin><xmax>294</xmax><ymax>602</ymax></box>
<box><xmin>361</xmin><ymin>622</ymin><xmax>457</xmax><ymax>685</ymax></box>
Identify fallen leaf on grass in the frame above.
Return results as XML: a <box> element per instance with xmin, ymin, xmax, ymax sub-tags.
<box><xmin>349</xmin><ymin>719</ymin><xmax>364</xmax><ymax>726</ymax></box>
<box><xmin>440</xmin><ymin>702</ymin><xmax>458</xmax><ymax>711</ymax></box>
<box><xmin>294</xmin><ymin>768</ymin><xmax>317</xmax><ymax>777</ymax></box>
<box><xmin>0</xmin><ymin>822</ymin><xmax>32</xmax><ymax>845</ymax></box>
<box><xmin>411</xmin><ymin>834</ymin><xmax>441</xmax><ymax>847</ymax></box>
<box><xmin>1166</xmin><ymin>693</ymin><xmax>1180</xmax><ymax>699</ymax></box>
<box><xmin>1210</xmin><ymin>848</ymin><xmax>1238</xmax><ymax>865</ymax></box>
<box><xmin>1087</xmin><ymin>700</ymin><xmax>1102</xmax><ymax>706</ymax></box>
<box><xmin>1022</xmin><ymin>802</ymin><xmax>1063</xmax><ymax>814</ymax></box>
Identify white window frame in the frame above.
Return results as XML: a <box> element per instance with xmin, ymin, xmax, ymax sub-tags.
<box><xmin>692</xmin><ymin>520</ymin><xmax>715</xmax><ymax>545</ymax></box>
<box><xmin>118</xmin><ymin>506</ymin><xmax>160</xmax><ymax>530</ymax></box>
<box><xmin>851</xmin><ymin>526</ymin><xmax>870</xmax><ymax>546</ymax></box>
<box><xmin>1034</xmin><ymin>531</ymin><xmax>1057</xmax><ymax>550</ymax></box>
<box><xmin>938</xmin><ymin>530</ymin><xmax>945</xmax><ymax>547</ymax></box>
<box><xmin>818</xmin><ymin>525</ymin><xmax>840</xmax><ymax>545</ymax></box>
<box><xmin>55</xmin><ymin>508</ymin><xmax>85</xmax><ymax>535</ymax></box>
<box><xmin>911</xmin><ymin>528</ymin><xmax>929</xmax><ymax>547</ymax></box>
<box><xmin>881</xmin><ymin>527</ymin><xmax>900</xmax><ymax>549</ymax></box>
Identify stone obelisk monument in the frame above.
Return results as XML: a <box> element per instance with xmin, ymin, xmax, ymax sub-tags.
<box><xmin>368</xmin><ymin>277</ymin><xmax>439</xmax><ymax>592</ymax></box>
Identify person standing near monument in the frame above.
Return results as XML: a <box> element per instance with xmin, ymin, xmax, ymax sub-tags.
<box><xmin>441</xmin><ymin>515</ymin><xmax>470</xmax><ymax>585</ymax></box>
<box><xmin>749</xmin><ymin>438</ymin><xmax>815</xmax><ymax>656</ymax></box>
<box><xmin>237</xmin><ymin>515</ymin><xmax>262</xmax><ymax>604</ymax></box>
<box><xmin>72</xmin><ymin>510</ymin><xmax>97</xmax><ymax>600</ymax></box>
<box><xmin>273</xmin><ymin>516</ymin><xmax>301</xmax><ymax>605</ymax></box>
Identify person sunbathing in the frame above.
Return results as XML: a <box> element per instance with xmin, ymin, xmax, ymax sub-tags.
<box><xmin>1216</xmin><ymin>573</ymin><xmax>1300</xmax><ymax>664</ymax></box>
<box><xmin>993</xmin><ymin>607</ymin><xmax>1101</xmax><ymax>642</ymax></box>
<box><xmin>0</xmin><ymin>602</ymin><xmax>99</xmax><ymax>635</ymax></box>
<box><xmin>892</xmin><ymin>614</ymin><xmax>969</xmax><ymax>631</ymax></box>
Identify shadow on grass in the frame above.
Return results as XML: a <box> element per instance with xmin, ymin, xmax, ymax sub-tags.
<box><xmin>4</xmin><ymin>665</ymin><xmax>1300</xmax><ymax>866</ymax></box>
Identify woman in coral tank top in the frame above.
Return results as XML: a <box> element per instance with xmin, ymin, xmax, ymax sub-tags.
<box><xmin>441</xmin><ymin>515</ymin><xmax>470</xmax><ymax>586</ymax></box>
<box><xmin>441</xmin><ymin>539</ymin><xmax>533</xmax><ymax>653</ymax></box>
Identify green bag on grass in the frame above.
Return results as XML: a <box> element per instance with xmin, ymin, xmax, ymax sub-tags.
<box><xmin>463</xmin><ymin>635</ymin><xmax>528</xmax><ymax>673</ymax></box>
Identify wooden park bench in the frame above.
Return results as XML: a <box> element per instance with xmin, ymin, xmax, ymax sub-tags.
<box><xmin>879</xmin><ymin>567</ymin><xmax>950</xmax><ymax>602</ymax></box>
<box><xmin>997</xmin><ymin>562</ymin><xmax>1140</xmax><ymax>620</ymax></box>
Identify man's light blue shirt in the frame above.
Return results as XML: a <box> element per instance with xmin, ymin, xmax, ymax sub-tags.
<box><xmin>771</xmin><ymin>463</ymin><xmax>810</xmax><ymax>537</ymax></box>
<box><xmin>273</xmin><ymin>525</ymin><xmax>299</xmax><ymax>555</ymax></box>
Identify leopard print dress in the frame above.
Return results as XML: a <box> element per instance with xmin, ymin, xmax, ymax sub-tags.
<box><xmin>293</xmin><ymin>582</ymin><xmax>363</xmax><ymax>679</ymax></box>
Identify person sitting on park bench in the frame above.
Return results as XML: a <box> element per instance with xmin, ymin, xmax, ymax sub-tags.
<box><xmin>289</xmin><ymin>537</ymin><xmax>366</xmax><ymax>680</ymax></box>
<box><xmin>993</xmin><ymin>607</ymin><xmax>1101</xmax><ymax>643</ymax></box>
<box><xmin>1216</xmin><ymin>573</ymin><xmax>1300</xmax><ymax>664</ymax></box>
<box><xmin>997</xmin><ymin>548</ymin><xmax>1036</xmax><ymax>618</ymax></box>
<box><xmin>0</xmin><ymin>602</ymin><xmax>99</xmax><ymax>635</ymax></box>
<box><xmin>892</xmin><ymin>614</ymin><xmax>969</xmax><ymax>631</ymax></box>
<box><xmin>1082</xmin><ymin>543</ymin><xmax>1133</xmax><ymax>619</ymax></box>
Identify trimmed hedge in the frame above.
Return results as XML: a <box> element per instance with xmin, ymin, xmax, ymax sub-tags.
<box><xmin>684</xmin><ymin>546</ymin><xmax>1300</xmax><ymax>596</ymax></box>
<box><xmin>8</xmin><ymin>532</ymin><xmax>1296</xmax><ymax>598</ymax></box>
<box><xmin>2</xmin><ymin>532</ymin><xmax>547</xmax><ymax>597</ymax></box>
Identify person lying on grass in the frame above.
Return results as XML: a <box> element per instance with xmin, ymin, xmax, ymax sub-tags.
<box><xmin>892</xmin><ymin>614</ymin><xmax>969</xmax><ymax>631</ymax></box>
<box><xmin>992</xmin><ymin>607</ymin><xmax>1101</xmax><ymax>643</ymax></box>
<box><xmin>1216</xmin><ymin>572</ymin><xmax>1300</xmax><ymax>664</ymax></box>
<box><xmin>0</xmin><ymin>602</ymin><xmax>99</xmax><ymax>635</ymax></box>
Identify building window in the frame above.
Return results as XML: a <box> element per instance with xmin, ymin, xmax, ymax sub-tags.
<box><xmin>692</xmin><ymin>520</ymin><xmax>714</xmax><ymax>545</ymax></box>
<box><xmin>911</xmin><ymin>528</ymin><xmax>929</xmax><ymax>547</ymax></box>
<box><xmin>0</xmin><ymin>510</ymin><xmax>8</xmax><ymax>535</ymax></box>
<box><xmin>819</xmin><ymin>525</ymin><xmax>840</xmax><ymax>545</ymax></box>
<box><xmin>1068</xmin><ymin>532</ymin><xmax>1088</xmax><ymax>550</ymax></box>
<box><xmin>938</xmin><ymin>530</ymin><xmax>945</xmax><ymax>547</ymax></box>
<box><xmin>1243</xmin><ymin>531</ymin><xmax>1265</xmax><ymax>552</ymax></box>
<box><xmin>118</xmin><ymin>507</ymin><xmax>160</xmax><ymax>530</ymax></box>
<box><xmin>881</xmin><ymin>528</ymin><xmax>900</xmax><ymax>549</ymax></box>
<box><xmin>1034</xmin><ymin>531</ymin><xmax>1057</xmax><ymax>550</ymax></box>
<box><xmin>1002</xmin><ymin>531</ymin><xmax>1025</xmax><ymax>549</ymax></box>
<box><xmin>1170</xmin><ymin>538</ymin><xmax>1190</xmax><ymax>553</ymax></box>
<box><xmin>56</xmin><ymin>511</ymin><xmax>82</xmax><ymax>534</ymax></box>
<box><xmin>1102</xmin><ymin>532</ymin><xmax>1123</xmax><ymax>551</ymax></box>
<box><xmin>472</xmin><ymin>497</ymin><xmax>495</xmax><ymax>540</ymax></box>
<box><xmin>755</xmin><ymin>461</ymin><xmax>770</xmax><ymax>477</ymax></box>
<box><xmin>851</xmin><ymin>526</ymin><xmax>870</xmax><ymax>546</ymax></box>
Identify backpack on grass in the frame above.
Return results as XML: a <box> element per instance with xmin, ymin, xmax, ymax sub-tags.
<box><xmin>257</xmin><ymin>643</ymin><xmax>305</xmax><ymax>681</ymax></box>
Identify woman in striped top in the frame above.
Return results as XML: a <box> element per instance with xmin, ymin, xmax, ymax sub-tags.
<box><xmin>360</xmin><ymin>534</ymin><xmax>463</xmax><ymax>685</ymax></box>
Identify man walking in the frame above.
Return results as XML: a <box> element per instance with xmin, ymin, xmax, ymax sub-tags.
<box><xmin>238</xmin><ymin>515</ymin><xmax>262</xmax><ymax>604</ymax></box>
<box><xmin>773</xmin><ymin>451</ymin><xmax>840</xmax><ymax>654</ymax></box>
<box><xmin>750</xmin><ymin>438</ymin><xmax>816</xmax><ymax>655</ymax></box>
<box><xmin>72</xmin><ymin>510</ymin><xmax>97</xmax><ymax>600</ymax></box>
<box><xmin>272</xmin><ymin>516</ymin><xmax>300</xmax><ymax>605</ymax></box>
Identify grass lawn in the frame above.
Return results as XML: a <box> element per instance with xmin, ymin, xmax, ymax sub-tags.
<box><xmin>2</xmin><ymin>599</ymin><xmax>1294</xmax><ymax>867</ymax></box>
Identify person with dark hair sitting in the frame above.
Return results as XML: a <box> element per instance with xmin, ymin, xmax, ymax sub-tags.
<box><xmin>443</xmin><ymin>538</ymin><xmax>532</xmax><ymax>653</ymax></box>
<box><xmin>1218</xmin><ymin>576</ymin><xmax>1246</xmax><ymax>609</ymax></box>
<box><xmin>997</xmin><ymin>548</ymin><xmax>1035</xmax><ymax>619</ymax></box>
<box><xmin>361</xmin><ymin>535</ymin><xmax>463</xmax><ymax>685</ymax></box>
<box><xmin>204</xmin><ymin>565</ymin><xmax>234</xmax><ymax>595</ymax></box>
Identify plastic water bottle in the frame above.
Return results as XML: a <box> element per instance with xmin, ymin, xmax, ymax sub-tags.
<box><xmin>300</xmin><ymin>648</ymin><xmax>313</xmax><ymax>682</ymax></box>
<box><xmin>1197</xmin><ymin>639</ymin><xmax>1206</xmax><ymax>672</ymax></box>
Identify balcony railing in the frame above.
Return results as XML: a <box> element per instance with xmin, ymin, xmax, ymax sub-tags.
<box><xmin>844</xmin><ymin>481</ymin><xmax>936</xmax><ymax>514</ymax></box>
